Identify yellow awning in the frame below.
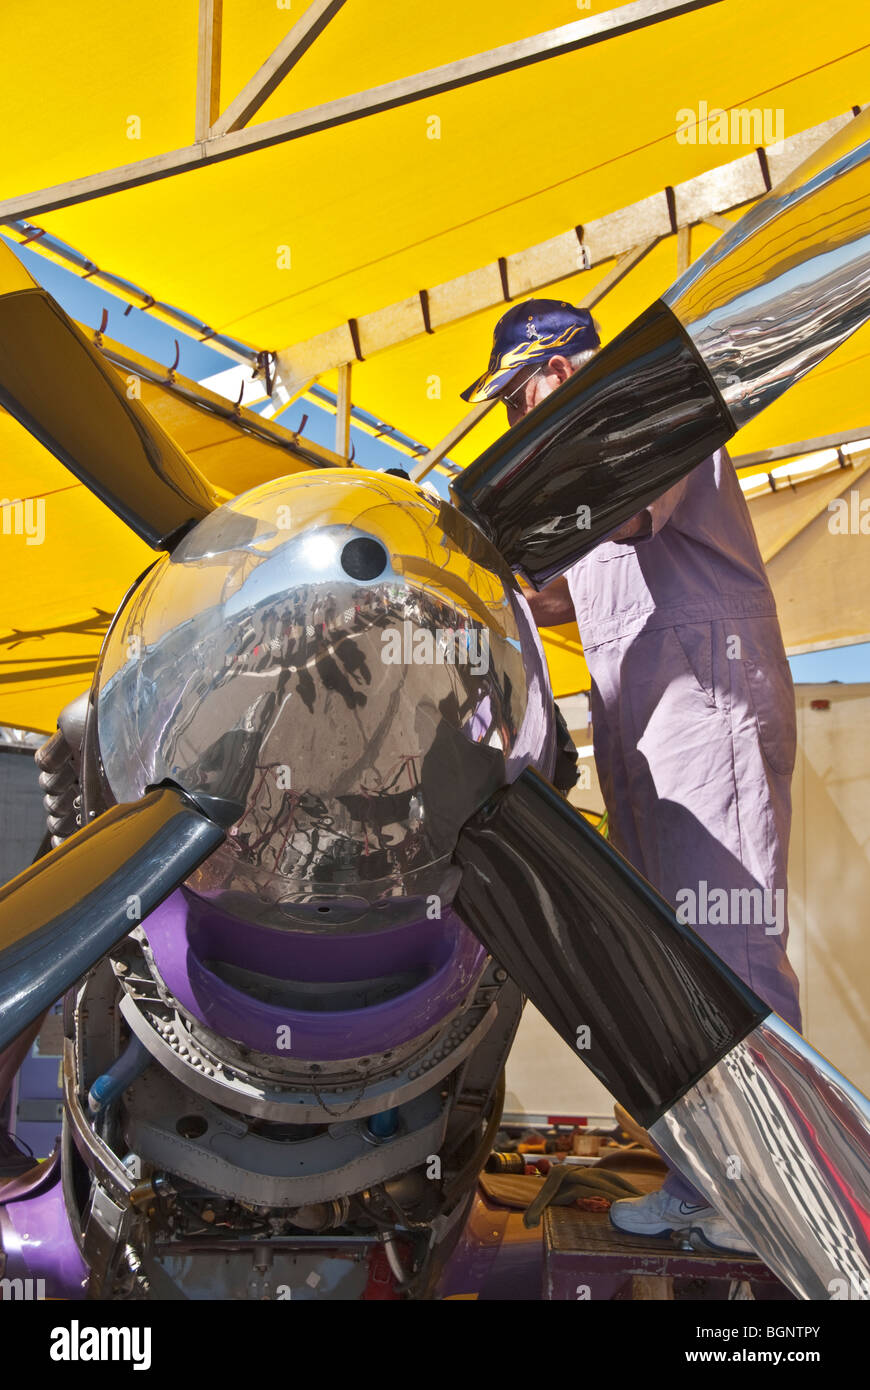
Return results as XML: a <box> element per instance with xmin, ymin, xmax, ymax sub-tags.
<box><xmin>4</xmin><ymin>2</ymin><xmax>868</xmax><ymax>459</ymax></box>
<box><xmin>1</xmin><ymin>1</ymin><xmax>868</xmax><ymax>726</ymax></box>
<box><xmin>0</xmin><ymin>354</ymin><xmax>328</xmax><ymax>732</ymax></box>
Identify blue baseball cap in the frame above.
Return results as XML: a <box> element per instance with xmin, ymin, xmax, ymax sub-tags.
<box><xmin>460</xmin><ymin>299</ymin><xmax>600</xmax><ymax>403</ymax></box>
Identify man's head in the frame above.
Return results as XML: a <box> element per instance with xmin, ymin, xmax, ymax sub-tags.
<box><xmin>461</xmin><ymin>299</ymin><xmax>600</xmax><ymax>427</ymax></box>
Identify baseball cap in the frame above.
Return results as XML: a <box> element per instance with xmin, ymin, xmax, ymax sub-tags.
<box><xmin>460</xmin><ymin>299</ymin><xmax>600</xmax><ymax>403</ymax></box>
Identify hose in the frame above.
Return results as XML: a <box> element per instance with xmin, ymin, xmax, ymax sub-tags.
<box><xmin>87</xmin><ymin>1035</ymin><xmax>152</xmax><ymax>1113</ymax></box>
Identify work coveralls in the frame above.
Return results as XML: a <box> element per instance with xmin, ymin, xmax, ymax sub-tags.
<box><xmin>564</xmin><ymin>447</ymin><xmax>802</xmax><ymax>1205</ymax></box>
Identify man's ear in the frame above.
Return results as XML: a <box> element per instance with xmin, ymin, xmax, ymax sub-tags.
<box><xmin>546</xmin><ymin>354</ymin><xmax>573</xmax><ymax>383</ymax></box>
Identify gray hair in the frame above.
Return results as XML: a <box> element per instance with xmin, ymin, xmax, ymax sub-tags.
<box><xmin>539</xmin><ymin>318</ymin><xmax>602</xmax><ymax>376</ymax></box>
<box><xmin>566</xmin><ymin>347</ymin><xmax>598</xmax><ymax>371</ymax></box>
<box><xmin>532</xmin><ymin>346</ymin><xmax>598</xmax><ymax>380</ymax></box>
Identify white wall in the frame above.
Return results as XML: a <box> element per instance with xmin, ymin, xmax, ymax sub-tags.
<box><xmin>788</xmin><ymin>683</ymin><xmax>870</xmax><ymax>1093</ymax></box>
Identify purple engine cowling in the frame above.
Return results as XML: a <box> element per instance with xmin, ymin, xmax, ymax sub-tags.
<box><xmin>145</xmin><ymin>887</ymin><xmax>489</xmax><ymax>1063</ymax></box>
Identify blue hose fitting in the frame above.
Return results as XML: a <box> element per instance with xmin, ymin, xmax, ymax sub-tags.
<box><xmin>87</xmin><ymin>1035</ymin><xmax>152</xmax><ymax>1114</ymax></box>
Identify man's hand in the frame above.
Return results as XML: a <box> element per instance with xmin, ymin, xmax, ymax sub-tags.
<box><xmin>516</xmin><ymin>509</ymin><xmax>653</xmax><ymax>629</ymax></box>
<box><xmin>518</xmin><ymin>574</ymin><xmax>576</xmax><ymax>628</ymax></box>
<box><xmin>609</xmin><ymin>511</ymin><xmax>652</xmax><ymax>542</ymax></box>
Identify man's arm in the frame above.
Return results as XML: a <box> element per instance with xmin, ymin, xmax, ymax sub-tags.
<box><xmin>519</xmin><ymin>574</ymin><xmax>576</xmax><ymax>627</ymax></box>
<box><xmin>516</xmin><ymin>511</ymin><xmax>652</xmax><ymax>627</ymax></box>
<box><xmin>518</xmin><ymin>473</ymin><xmax>694</xmax><ymax>625</ymax></box>
<box><xmin>609</xmin><ymin>512</ymin><xmax>652</xmax><ymax>541</ymax></box>
<box><xmin>610</xmin><ymin>475</ymin><xmax>692</xmax><ymax>543</ymax></box>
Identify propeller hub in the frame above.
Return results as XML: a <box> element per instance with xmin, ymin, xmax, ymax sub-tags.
<box><xmin>94</xmin><ymin>469</ymin><xmax>554</xmax><ymax>930</ymax></box>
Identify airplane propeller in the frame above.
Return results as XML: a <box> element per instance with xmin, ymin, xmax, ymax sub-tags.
<box><xmin>1</xmin><ymin>107</ymin><xmax>870</xmax><ymax>1300</ymax></box>
<box><xmin>0</xmin><ymin>240</ymin><xmax>221</xmax><ymax>548</ymax></box>
<box><xmin>0</xmin><ymin>785</ymin><xmax>233</xmax><ymax>1055</ymax></box>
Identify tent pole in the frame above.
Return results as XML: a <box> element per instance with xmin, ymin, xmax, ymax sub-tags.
<box><xmin>195</xmin><ymin>0</ymin><xmax>223</xmax><ymax>143</ymax></box>
<box><xmin>335</xmin><ymin>363</ymin><xmax>352</xmax><ymax>460</ymax></box>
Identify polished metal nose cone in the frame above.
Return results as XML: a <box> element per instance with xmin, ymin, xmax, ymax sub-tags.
<box><xmin>95</xmin><ymin>469</ymin><xmax>555</xmax><ymax>928</ymax></box>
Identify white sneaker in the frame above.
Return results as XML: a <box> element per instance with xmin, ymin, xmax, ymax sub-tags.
<box><xmin>609</xmin><ymin>1189</ymin><xmax>754</xmax><ymax>1254</ymax></box>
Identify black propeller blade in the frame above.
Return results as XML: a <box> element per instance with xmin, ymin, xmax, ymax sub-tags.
<box><xmin>454</xmin><ymin>766</ymin><xmax>766</xmax><ymax>1127</ymax></box>
<box><xmin>0</xmin><ymin>240</ymin><xmax>222</xmax><ymax>549</ymax></box>
<box><xmin>454</xmin><ymin>768</ymin><xmax>870</xmax><ymax>1298</ymax></box>
<box><xmin>452</xmin><ymin>107</ymin><xmax>870</xmax><ymax>588</ymax></box>
<box><xmin>452</xmin><ymin>300</ymin><xmax>731</xmax><ymax>588</ymax></box>
<box><xmin>0</xmin><ymin>784</ymin><xmax>234</xmax><ymax>1052</ymax></box>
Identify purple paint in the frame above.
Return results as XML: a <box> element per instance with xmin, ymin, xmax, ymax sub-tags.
<box><xmin>436</xmin><ymin>1188</ymin><xmax>544</xmax><ymax>1300</ymax></box>
<box><xmin>0</xmin><ymin>1150</ymin><xmax>87</xmax><ymax>1299</ymax></box>
<box><xmin>145</xmin><ymin>890</ymin><xmax>488</xmax><ymax>1060</ymax></box>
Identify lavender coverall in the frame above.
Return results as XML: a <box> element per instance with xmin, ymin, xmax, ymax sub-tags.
<box><xmin>564</xmin><ymin>447</ymin><xmax>802</xmax><ymax>1204</ymax></box>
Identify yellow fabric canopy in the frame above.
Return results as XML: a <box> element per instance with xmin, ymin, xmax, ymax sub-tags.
<box><xmin>4</xmin><ymin>1</ymin><xmax>868</xmax><ymax>462</ymax></box>
<box><xmin>1</xmin><ymin>0</ymin><xmax>868</xmax><ymax>729</ymax></box>
<box><xmin>0</xmin><ymin>360</ymin><xmax>326</xmax><ymax>732</ymax></box>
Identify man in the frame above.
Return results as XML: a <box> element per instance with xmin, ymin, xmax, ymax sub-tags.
<box><xmin>461</xmin><ymin>299</ymin><xmax>802</xmax><ymax>1254</ymax></box>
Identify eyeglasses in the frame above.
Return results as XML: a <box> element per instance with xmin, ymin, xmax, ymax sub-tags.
<box><xmin>500</xmin><ymin>368</ymin><xmax>541</xmax><ymax>412</ymax></box>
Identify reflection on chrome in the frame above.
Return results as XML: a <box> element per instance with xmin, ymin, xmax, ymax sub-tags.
<box><xmin>665</xmin><ymin>107</ymin><xmax>870</xmax><ymax>428</ymax></box>
<box><xmin>650</xmin><ymin>1013</ymin><xmax>870</xmax><ymax>1300</ymax></box>
<box><xmin>95</xmin><ymin>470</ymin><xmax>554</xmax><ymax>930</ymax></box>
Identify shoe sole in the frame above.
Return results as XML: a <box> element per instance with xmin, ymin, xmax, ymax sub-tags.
<box><xmin>608</xmin><ymin>1212</ymin><xmax>752</xmax><ymax>1255</ymax></box>
<box><xmin>608</xmin><ymin>1212</ymin><xmax>677</xmax><ymax>1238</ymax></box>
<box><xmin>688</xmin><ymin>1224</ymin><xmax>754</xmax><ymax>1256</ymax></box>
